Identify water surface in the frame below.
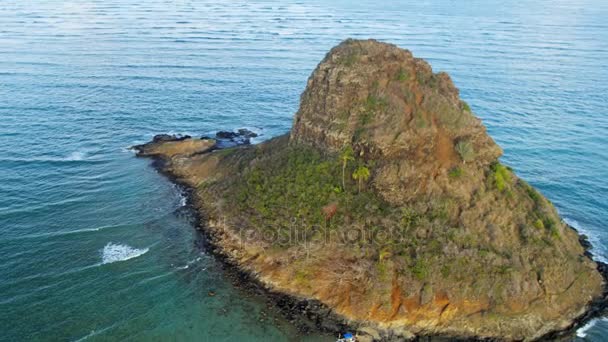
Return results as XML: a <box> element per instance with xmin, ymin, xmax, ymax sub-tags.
<box><xmin>1</xmin><ymin>0</ymin><xmax>607</xmax><ymax>340</ymax></box>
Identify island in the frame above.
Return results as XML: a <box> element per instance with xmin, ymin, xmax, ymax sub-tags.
<box><xmin>134</xmin><ymin>39</ymin><xmax>608</xmax><ymax>341</ymax></box>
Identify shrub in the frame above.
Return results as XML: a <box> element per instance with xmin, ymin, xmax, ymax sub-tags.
<box><xmin>491</xmin><ymin>163</ymin><xmax>511</xmax><ymax>192</ymax></box>
<box><xmin>396</xmin><ymin>68</ymin><xmax>409</xmax><ymax>81</ymax></box>
<box><xmin>448</xmin><ymin>167</ymin><xmax>463</xmax><ymax>179</ymax></box>
<box><xmin>339</xmin><ymin>52</ymin><xmax>358</xmax><ymax>66</ymax></box>
<box><xmin>543</xmin><ymin>217</ymin><xmax>559</xmax><ymax>238</ymax></box>
<box><xmin>412</xmin><ymin>259</ymin><xmax>428</xmax><ymax>280</ymax></box>
<box><xmin>524</xmin><ymin>183</ymin><xmax>541</xmax><ymax>205</ymax></box>
<box><xmin>400</xmin><ymin>208</ymin><xmax>420</xmax><ymax>231</ymax></box>
<box><xmin>440</xmin><ymin>265</ymin><xmax>451</xmax><ymax>278</ymax></box>
<box><xmin>455</xmin><ymin>140</ymin><xmax>475</xmax><ymax>163</ymax></box>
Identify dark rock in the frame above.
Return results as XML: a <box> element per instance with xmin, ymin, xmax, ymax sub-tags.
<box><xmin>238</xmin><ymin>128</ymin><xmax>258</xmax><ymax>138</ymax></box>
<box><xmin>212</xmin><ymin>128</ymin><xmax>259</xmax><ymax>148</ymax></box>
<box><xmin>216</xmin><ymin>131</ymin><xmax>239</xmax><ymax>139</ymax></box>
<box><xmin>152</xmin><ymin>133</ymin><xmax>191</xmax><ymax>143</ymax></box>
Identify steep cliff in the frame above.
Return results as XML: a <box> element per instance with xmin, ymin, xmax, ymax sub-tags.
<box><xmin>135</xmin><ymin>39</ymin><xmax>605</xmax><ymax>341</ymax></box>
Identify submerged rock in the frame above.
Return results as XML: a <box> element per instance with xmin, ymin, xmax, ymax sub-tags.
<box><xmin>213</xmin><ymin>129</ymin><xmax>258</xmax><ymax>148</ymax></box>
<box><xmin>135</xmin><ymin>39</ymin><xmax>607</xmax><ymax>341</ymax></box>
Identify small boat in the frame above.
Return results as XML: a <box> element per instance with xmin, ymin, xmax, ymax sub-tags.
<box><xmin>336</xmin><ymin>332</ymin><xmax>356</xmax><ymax>342</ymax></box>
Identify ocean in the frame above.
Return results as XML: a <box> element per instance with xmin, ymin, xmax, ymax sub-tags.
<box><xmin>1</xmin><ymin>0</ymin><xmax>607</xmax><ymax>341</ymax></box>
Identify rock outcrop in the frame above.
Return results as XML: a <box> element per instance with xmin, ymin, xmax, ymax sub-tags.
<box><xmin>135</xmin><ymin>39</ymin><xmax>606</xmax><ymax>341</ymax></box>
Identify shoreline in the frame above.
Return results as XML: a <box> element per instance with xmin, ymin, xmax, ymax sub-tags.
<box><xmin>137</xmin><ymin>138</ymin><xmax>608</xmax><ymax>341</ymax></box>
<box><xmin>146</xmin><ymin>155</ymin><xmax>350</xmax><ymax>339</ymax></box>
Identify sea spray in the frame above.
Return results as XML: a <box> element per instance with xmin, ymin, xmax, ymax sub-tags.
<box><xmin>101</xmin><ymin>243</ymin><xmax>149</xmax><ymax>264</ymax></box>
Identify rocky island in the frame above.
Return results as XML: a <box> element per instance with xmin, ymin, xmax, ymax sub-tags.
<box><xmin>134</xmin><ymin>39</ymin><xmax>607</xmax><ymax>341</ymax></box>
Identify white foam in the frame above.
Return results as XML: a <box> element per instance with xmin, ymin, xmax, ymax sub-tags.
<box><xmin>66</xmin><ymin>151</ymin><xmax>87</xmax><ymax>161</ymax></box>
<box><xmin>73</xmin><ymin>323</ymin><xmax>116</xmax><ymax>342</ymax></box>
<box><xmin>176</xmin><ymin>256</ymin><xmax>203</xmax><ymax>270</ymax></box>
<box><xmin>563</xmin><ymin>217</ymin><xmax>607</xmax><ymax>263</ymax></box>
<box><xmin>172</xmin><ymin>184</ymin><xmax>187</xmax><ymax>207</ymax></box>
<box><xmin>576</xmin><ymin>317</ymin><xmax>608</xmax><ymax>338</ymax></box>
<box><xmin>101</xmin><ymin>243</ymin><xmax>149</xmax><ymax>264</ymax></box>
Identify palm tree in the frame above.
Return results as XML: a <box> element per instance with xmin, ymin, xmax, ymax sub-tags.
<box><xmin>340</xmin><ymin>146</ymin><xmax>354</xmax><ymax>191</ymax></box>
<box><xmin>352</xmin><ymin>166</ymin><xmax>370</xmax><ymax>193</ymax></box>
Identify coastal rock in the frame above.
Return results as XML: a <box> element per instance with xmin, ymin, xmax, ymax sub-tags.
<box><xmin>152</xmin><ymin>133</ymin><xmax>191</xmax><ymax>143</ymax></box>
<box><xmin>135</xmin><ymin>39</ymin><xmax>606</xmax><ymax>341</ymax></box>
<box><xmin>132</xmin><ymin>136</ymin><xmax>215</xmax><ymax>158</ymax></box>
<box><xmin>212</xmin><ymin>128</ymin><xmax>259</xmax><ymax>148</ymax></box>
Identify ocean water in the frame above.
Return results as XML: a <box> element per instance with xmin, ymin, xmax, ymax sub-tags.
<box><xmin>1</xmin><ymin>0</ymin><xmax>607</xmax><ymax>341</ymax></box>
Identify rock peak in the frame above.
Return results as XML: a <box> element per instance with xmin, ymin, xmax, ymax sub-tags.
<box><xmin>291</xmin><ymin>38</ymin><xmax>501</xmax><ymax>162</ymax></box>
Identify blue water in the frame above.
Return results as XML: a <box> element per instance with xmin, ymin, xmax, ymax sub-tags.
<box><xmin>1</xmin><ymin>0</ymin><xmax>607</xmax><ymax>341</ymax></box>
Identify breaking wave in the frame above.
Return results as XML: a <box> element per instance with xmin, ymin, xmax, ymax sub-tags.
<box><xmin>101</xmin><ymin>243</ymin><xmax>149</xmax><ymax>264</ymax></box>
<box><xmin>577</xmin><ymin>318</ymin><xmax>608</xmax><ymax>338</ymax></box>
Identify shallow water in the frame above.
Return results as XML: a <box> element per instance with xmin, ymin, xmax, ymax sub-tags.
<box><xmin>1</xmin><ymin>0</ymin><xmax>607</xmax><ymax>341</ymax></box>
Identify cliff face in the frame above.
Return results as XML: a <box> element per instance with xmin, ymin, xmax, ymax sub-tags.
<box><xmin>290</xmin><ymin>39</ymin><xmax>502</xmax><ymax>205</ymax></box>
<box><xmin>135</xmin><ymin>39</ymin><xmax>606</xmax><ymax>341</ymax></box>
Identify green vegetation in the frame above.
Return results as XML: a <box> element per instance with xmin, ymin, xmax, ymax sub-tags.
<box><xmin>461</xmin><ymin>100</ymin><xmax>471</xmax><ymax>112</ymax></box>
<box><xmin>352</xmin><ymin>165</ymin><xmax>370</xmax><ymax>192</ymax></box>
<box><xmin>340</xmin><ymin>146</ymin><xmax>355</xmax><ymax>191</ymax></box>
<box><xmin>440</xmin><ymin>265</ymin><xmax>451</xmax><ymax>278</ymax></box>
<box><xmin>339</xmin><ymin>52</ymin><xmax>358</xmax><ymax>67</ymax></box>
<box><xmin>412</xmin><ymin>259</ymin><xmax>428</xmax><ymax>280</ymax></box>
<box><xmin>396</xmin><ymin>68</ymin><xmax>409</xmax><ymax>81</ymax></box>
<box><xmin>455</xmin><ymin>140</ymin><xmax>475</xmax><ymax>163</ymax></box>
<box><xmin>448</xmin><ymin>166</ymin><xmax>463</xmax><ymax>179</ymax></box>
<box><xmin>544</xmin><ymin>217</ymin><xmax>559</xmax><ymax>238</ymax></box>
<box><xmin>413</xmin><ymin>109</ymin><xmax>428</xmax><ymax>129</ymax></box>
<box><xmin>229</xmin><ymin>144</ymin><xmax>391</xmax><ymax>234</ymax></box>
<box><xmin>294</xmin><ymin>269</ymin><xmax>310</xmax><ymax>286</ymax></box>
<box><xmin>399</xmin><ymin>208</ymin><xmax>420</xmax><ymax>231</ymax></box>
<box><xmin>360</xmin><ymin>93</ymin><xmax>388</xmax><ymax>126</ymax></box>
<box><xmin>491</xmin><ymin>162</ymin><xmax>511</xmax><ymax>192</ymax></box>
<box><xmin>523</xmin><ymin>182</ymin><xmax>542</xmax><ymax>205</ymax></box>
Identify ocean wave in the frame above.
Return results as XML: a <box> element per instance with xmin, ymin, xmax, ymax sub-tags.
<box><xmin>563</xmin><ymin>217</ymin><xmax>607</xmax><ymax>263</ymax></box>
<box><xmin>0</xmin><ymin>150</ymin><xmax>99</xmax><ymax>163</ymax></box>
<box><xmin>5</xmin><ymin>222</ymin><xmax>134</xmax><ymax>241</ymax></box>
<box><xmin>73</xmin><ymin>323</ymin><xmax>116</xmax><ymax>342</ymax></box>
<box><xmin>65</xmin><ymin>151</ymin><xmax>87</xmax><ymax>161</ymax></box>
<box><xmin>175</xmin><ymin>256</ymin><xmax>203</xmax><ymax>270</ymax></box>
<box><xmin>10</xmin><ymin>227</ymin><xmax>102</xmax><ymax>240</ymax></box>
<box><xmin>577</xmin><ymin>318</ymin><xmax>608</xmax><ymax>338</ymax></box>
<box><xmin>178</xmin><ymin>192</ymin><xmax>187</xmax><ymax>207</ymax></box>
<box><xmin>101</xmin><ymin>243</ymin><xmax>149</xmax><ymax>264</ymax></box>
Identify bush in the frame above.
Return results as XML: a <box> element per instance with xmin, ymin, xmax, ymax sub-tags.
<box><xmin>455</xmin><ymin>140</ymin><xmax>475</xmax><ymax>163</ymax></box>
<box><xmin>448</xmin><ymin>167</ymin><xmax>463</xmax><ymax>179</ymax></box>
<box><xmin>396</xmin><ymin>68</ymin><xmax>409</xmax><ymax>81</ymax></box>
<box><xmin>412</xmin><ymin>259</ymin><xmax>428</xmax><ymax>280</ymax></box>
<box><xmin>524</xmin><ymin>183</ymin><xmax>541</xmax><ymax>205</ymax></box>
<box><xmin>491</xmin><ymin>163</ymin><xmax>511</xmax><ymax>192</ymax></box>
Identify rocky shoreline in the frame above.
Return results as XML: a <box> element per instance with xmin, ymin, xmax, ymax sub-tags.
<box><xmin>135</xmin><ymin>132</ymin><xmax>608</xmax><ymax>342</ymax></box>
<box><xmin>134</xmin><ymin>132</ymin><xmax>353</xmax><ymax>341</ymax></box>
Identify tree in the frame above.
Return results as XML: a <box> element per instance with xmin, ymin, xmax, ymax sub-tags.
<box><xmin>352</xmin><ymin>166</ymin><xmax>370</xmax><ymax>193</ymax></box>
<box><xmin>340</xmin><ymin>146</ymin><xmax>354</xmax><ymax>190</ymax></box>
<box><xmin>455</xmin><ymin>140</ymin><xmax>475</xmax><ymax>164</ymax></box>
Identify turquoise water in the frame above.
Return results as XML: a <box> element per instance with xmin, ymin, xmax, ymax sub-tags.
<box><xmin>1</xmin><ymin>0</ymin><xmax>607</xmax><ymax>341</ymax></box>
